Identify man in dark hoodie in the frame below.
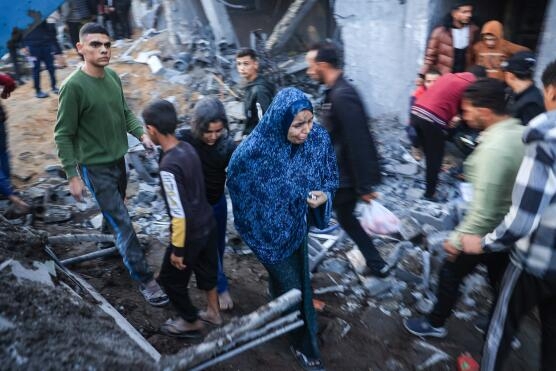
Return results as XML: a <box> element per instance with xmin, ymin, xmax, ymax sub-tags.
<box><xmin>503</xmin><ymin>51</ymin><xmax>545</xmax><ymax>125</ymax></box>
<box><xmin>306</xmin><ymin>42</ymin><xmax>390</xmax><ymax>278</ymax></box>
<box><xmin>419</xmin><ymin>1</ymin><xmax>479</xmax><ymax>81</ymax></box>
<box><xmin>24</xmin><ymin>20</ymin><xmax>59</xmax><ymax>98</ymax></box>
<box><xmin>236</xmin><ymin>48</ymin><xmax>275</xmax><ymax>137</ymax></box>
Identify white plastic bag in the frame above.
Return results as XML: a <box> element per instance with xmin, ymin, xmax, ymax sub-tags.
<box><xmin>358</xmin><ymin>201</ymin><xmax>401</xmax><ymax>235</ymax></box>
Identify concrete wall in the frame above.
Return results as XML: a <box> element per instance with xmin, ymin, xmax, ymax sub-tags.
<box><xmin>536</xmin><ymin>0</ymin><xmax>556</xmax><ymax>84</ymax></box>
<box><xmin>334</xmin><ymin>0</ymin><xmax>430</xmax><ymax>121</ymax></box>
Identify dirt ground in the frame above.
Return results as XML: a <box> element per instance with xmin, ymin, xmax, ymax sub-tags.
<box><xmin>1</xmin><ymin>46</ymin><xmax>540</xmax><ymax>370</ymax></box>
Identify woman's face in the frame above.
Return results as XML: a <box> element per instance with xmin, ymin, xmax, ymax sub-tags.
<box><xmin>201</xmin><ymin>121</ymin><xmax>225</xmax><ymax>146</ymax></box>
<box><xmin>287</xmin><ymin>110</ymin><xmax>313</xmax><ymax>144</ymax></box>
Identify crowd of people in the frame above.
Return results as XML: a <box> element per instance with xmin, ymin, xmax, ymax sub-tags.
<box><xmin>0</xmin><ymin>1</ymin><xmax>555</xmax><ymax>369</ymax></box>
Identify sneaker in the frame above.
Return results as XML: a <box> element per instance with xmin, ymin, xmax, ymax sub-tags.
<box><xmin>404</xmin><ymin>317</ymin><xmax>447</xmax><ymax>338</ymax></box>
<box><xmin>51</xmin><ymin>87</ymin><xmax>60</xmax><ymax>94</ymax></box>
<box><xmin>36</xmin><ymin>91</ymin><xmax>49</xmax><ymax>98</ymax></box>
<box><xmin>139</xmin><ymin>279</ymin><xmax>169</xmax><ymax>307</ymax></box>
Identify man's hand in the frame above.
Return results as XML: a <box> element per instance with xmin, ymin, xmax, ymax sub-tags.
<box><xmin>443</xmin><ymin>240</ymin><xmax>461</xmax><ymax>262</ymax></box>
<box><xmin>307</xmin><ymin>191</ymin><xmax>327</xmax><ymax>208</ymax></box>
<box><xmin>461</xmin><ymin>234</ymin><xmax>484</xmax><ymax>255</ymax></box>
<box><xmin>0</xmin><ymin>73</ymin><xmax>16</xmax><ymax>99</ymax></box>
<box><xmin>360</xmin><ymin>192</ymin><xmax>379</xmax><ymax>203</ymax></box>
<box><xmin>447</xmin><ymin>115</ymin><xmax>462</xmax><ymax>129</ymax></box>
<box><xmin>170</xmin><ymin>253</ymin><xmax>186</xmax><ymax>270</ymax></box>
<box><xmin>69</xmin><ymin>176</ymin><xmax>86</xmax><ymax>202</ymax></box>
<box><xmin>140</xmin><ymin>133</ymin><xmax>154</xmax><ymax>150</ymax></box>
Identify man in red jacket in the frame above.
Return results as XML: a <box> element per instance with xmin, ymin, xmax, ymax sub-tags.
<box><xmin>410</xmin><ymin>66</ymin><xmax>486</xmax><ymax>200</ymax></box>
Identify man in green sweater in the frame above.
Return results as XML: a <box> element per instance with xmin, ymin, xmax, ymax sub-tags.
<box><xmin>54</xmin><ymin>23</ymin><xmax>168</xmax><ymax>307</ymax></box>
<box><xmin>404</xmin><ymin>78</ymin><xmax>525</xmax><ymax>338</ymax></box>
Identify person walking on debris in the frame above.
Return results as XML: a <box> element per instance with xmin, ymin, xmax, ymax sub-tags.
<box><xmin>404</xmin><ymin>78</ymin><xmax>525</xmax><ymax>339</ymax></box>
<box><xmin>54</xmin><ymin>23</ymin><xmax>168</xmax><ymax>307</ymax></box>
<box><xmin>461</xmin><ymin>60</ymin><xmax>556</xmax><ymax>371</ymax></box>
<box><xmin>410</xmin><ymin>66</ymin><xmax>486</xmax><ymax>201</ymax></box>
<box><xmin>306</xmin><ymin>42</ymin><xmax>391</xmax><ymax>278</ymax></box>
<box><xmin>176</xmin><ymin>97</ymin><xmax>237</xmax><ymax>311</ymax></box>
<box><xmin>227</xmin><ymin>88</ymin><xmax>338</xmax><ymax>371</ymax></box>
<box><xmin>142</xmin><ymin>99</ymin><xmax>221</xmax><ymax>338</ymax></box>
<box><xmin>503</xmin><ymin>51</ymin><xmax>545</xmax><ymax>126</ymax></box>
<box><xmin>24</xmin><ymin>20</ymin><xmax>59</xmax><ymax>98</ymax></box>
<box><xmin>418</xmin><ymin>1</ymin><xmax>479</xmax><ymax>80</ymax></box>
<box><xmin>235</xmin><ymin>48</ymin><xmax>275</xmax><ymax>137</ymax></box>
<box><xmin>472</xmin><ymin>20</ymin><xmax>530</xmax><ymax>81</ymax></box>
<box><xmin>0</xmin><ymin>73</ymin><xmax>30</xmax><ymax>214</ymax></box>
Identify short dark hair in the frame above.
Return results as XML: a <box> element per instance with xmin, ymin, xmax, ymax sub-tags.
<box><xmin>142</xmin><ymin>99</ymin><xmax>178</xmax><ymax>135</ymax></box>
<box><xmin>192</xmin><ymin>97</ymin><xmax>228</xmax><ymax>139</ymax></box>
<box><xmin>541</xmin><ymin>59</ymin><xmax>556</xmax><ymax>88</ymax></box>
<box><xmin>426</xmin><ymin>68</ymin><xmax>441</xmax><ymax>76</ymax></box>
<box><xmin>467</xmin><ymin>65</ymin><xmax>487</xmax><ymax>78</ymax></box>
<box><xmin>452</xmin><ymin>1</ymin><xmax>473</xmax><ymax>10</ymax></box>
<box><xmin>79</xmin><ymin>22</ymin><xmax>109</xmax><ymax>41</ymax></box>
<box><xmin>236</xmin><ymin>48</ymin><xmax>257</xmax><ymax>60</ymax></box>
<box><xmin>463</xmin><ymin>78</ymin><xmax>507</xmax><ymax>115</ymax></box>
<box><xmin>310</xmin><ymin>41</ymin><xmax>342</xmax><ymax>69</ymax></box>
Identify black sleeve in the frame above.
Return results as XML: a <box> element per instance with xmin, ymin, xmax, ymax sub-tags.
<box><xmin>255</xmin><ymin>85</ymin><xmax>274</xmax><ymax>114</ymax></box>
<box><xmin>332</xmin><ymin>89</ymin><xmax>381</xmax><ymax>194</ymax></box>
<box><xmin>519</xmin><ymin>103</ymin><xmax>545</xmax><ymax>126</ymax></box>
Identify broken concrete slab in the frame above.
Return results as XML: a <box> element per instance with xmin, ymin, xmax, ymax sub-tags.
<box><xmin>147</xmin><ymin>55</ymin><xmax>164</xmax><ymax>74</ymax></box>
<box><xmin>410</xmin><ymin>209</ymin><xmax>456</xmax><ymax>232</ymax></box>
<box><xmin>8</xmin><ymin>260</ymin><xmax>55</xmax><ymax>287</ymax></box>
<box><xmin>89</xmin><ymin>214</ymin><xmax>104</xmax><ymax>230</ymax></box>
<box><xmin>317</xmin><ymin>258</ymin><xmax>350</xmax><ymax>275</ymax></box>
<box><xmin>361</xmin><ymin>276</ymin><xmax>394</xmax><ymax>297</ymax></box>
<box><xmin>399</xmin><ymin>217</ymin><xmax>422</xmax><ymax>241</ymax></box>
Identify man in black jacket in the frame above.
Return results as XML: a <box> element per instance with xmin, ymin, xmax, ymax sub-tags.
<box><xmin>306</xmin><ymin>42</ymin><xmax>390</xmax><ymax>277</ymax></box>
<box><xmin>236</xmin><ymin>48</ymin><xmax>275</xmax><ymax>137</ymax></box>
<box><xmin>503</xmin><ymin>51</ymin><xmax>545</xmax><ymax>125</ymax></box>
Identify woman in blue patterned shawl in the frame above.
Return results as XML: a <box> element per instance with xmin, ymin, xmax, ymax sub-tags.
<box><xmin>227</xmin><ymin>87</ymin><xmax>338</xmax><ymax>371</ymax></box>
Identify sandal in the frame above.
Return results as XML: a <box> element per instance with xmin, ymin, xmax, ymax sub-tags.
<box><xmin>198</xmin><ymin>310</ymin><xmax>223</xmax><ymax>326</ymax></box>
<box><xmin>290</xmin><ymin>346</ymin><xmax>325</xmax><ymax>371</ymax></box>
<box><xmin>160</xmin><ymin>319</ymin><xmax>202</xmax><ymax>339</ymax></box>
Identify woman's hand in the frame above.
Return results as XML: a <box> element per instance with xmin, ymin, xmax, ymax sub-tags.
<box><xmin>307</xmin><ymin>191</ymin><xmax>327</xmax><ymax>208</ymax></box>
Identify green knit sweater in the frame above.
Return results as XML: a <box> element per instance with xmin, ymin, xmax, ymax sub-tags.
<box><xmin>54</xmin><ymin>67</ymin><xmax>143</xmax><ymax>178</ymax></box>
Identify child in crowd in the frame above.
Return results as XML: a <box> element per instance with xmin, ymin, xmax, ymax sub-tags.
<box><xmin>142</xmin><ymin>99</ymin><xmax>221</xmax><ymax>338</ymax></box>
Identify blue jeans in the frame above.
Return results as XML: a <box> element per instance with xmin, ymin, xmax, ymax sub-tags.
<box><xmin>80</xmin><ymin>159</ymin><xmax>153</xmax><ymax>283</ymax></box>
<box><xmin>213</xmin><ymin>194</ymin><xmax>229</xmax><ymax>293</ymax></box>
<box><xmin>29</xmin><ymin>44</ymin><xmax>56</xmax><ymax>93</ymax></box>
<box><xmin>0</xmin><ymin>121</ymin><xmax>13</xmax><ymax>196</ymax></box>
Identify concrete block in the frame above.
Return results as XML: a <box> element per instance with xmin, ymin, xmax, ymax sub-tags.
<box><xmin>89</xmin><ymin>213</ymin><xmax>104</xmax><ymax>230</ymax></box>
<box><xmin>399</xmin><ymin>217</ymin><xmax>422</xmax><ymax>240</ymax></box>
<box><xmin>361</xmin><ymin>276</ymin><xmax>393</xmax><ymax>297</ymax></box>
<box><xmin>410</xmin><ymin>209</ymin><xmax>456</xmax><ymax>231</ymax></box>
<box><xmin>9</xmin><ymin>260</ymin><xmax>54</xmax><ymax>287</ymax></box>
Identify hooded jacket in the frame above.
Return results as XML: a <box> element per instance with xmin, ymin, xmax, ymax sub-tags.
<box><xmin>242</xmin><ymin>75</ymin><xmax>275</xmax><ymax>136</ymax></box>
<box><xmin>420</xmin><ymin>14</ymin><xmax>480</xmax><ymax>75</ymax></box>
<box><xmin>472</xmin><ymin>21</ymin><xmax>529</xmax><ymax>80</ymax></box>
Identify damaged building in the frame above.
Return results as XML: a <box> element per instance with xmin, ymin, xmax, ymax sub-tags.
<box><xmin>131</xmin><ymin>0</ymin><xmax>555</xmax><ymax>122</ymax></box>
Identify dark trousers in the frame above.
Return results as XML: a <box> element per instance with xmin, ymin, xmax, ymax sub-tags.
<box><xmin>481</xmin><ymin>263</ymin><xmax>556</xmax><ymax>371</ymax></box>
<box><xmin>28</xmin><ymin>45</ymin><xmax>56</xmax><ymax>93</ymax></box>
<box><xmin>212</xmin><ymin>195</ymin><xmax>229</xmax><ymax>294</ymax></box>
<box><xmin>80</xmin><ymin>159</ymin><xmax>152</xmax><ymax>283</ymax></box>
<box><xmin>412</xmin><ymin>114</ymin><xmax>446</xmax><ymax>198</ymax></box>
<box><xmin>114</xmin><ymin>3</ymin><xmax>132</xmax><ymax>39</ymax></box>
<box><xmin>159</xmin><ymin>226</ymin><xmax>218</xmax><ymax>323</ymax></box>
<box><xmin>334</xmin><ymin>187</ymin><xmax>386</xmax><ymax>272</ymax></box>
<box><xmin>264</xmin><ymin>239</ymin><xmax>320</xmax><ymax>359</ymax></box>
<box><xmin>428</xmin><ymin>251</ymin><xmax>509</xmax><ymax>328</ymax></box>
<box><xmin>8</xmin><ymin>47</ymin><xmax>23</xmax><ymax>82</ymax></box>
<box><xmin>0</xmin><ymin>121</ymin><xmax>13</xmax><ymax>196</ymax></box>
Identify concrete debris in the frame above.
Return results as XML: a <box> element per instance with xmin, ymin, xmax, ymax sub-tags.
<box><xmin>399</xmin><ymin>216</ymin><xmax>422</xmax><ymax>241</ymax></box>
<box><xmin>322</xmin><ymin>317</ymin><xmax>351</xmax><ymax>343</ymax></box>
<box><xmin>147</xmin><ymin>55</ymin><xmax>164</xmax><ymax>74</ymax></box>
<box><xmin>317</xmin><ymin>258</ymin><xmax>350</xmax><ymax>275</ymax></box>
<box><xmin>414</xmin><ymin>340</ymin><xmax>451</xmax><ymax>370</ymax></box>
<box><xmin>8</xmin><ymin>260</ymin><xmax>55</xmax><ymax>287</ymax></box>
<box><xmin>361</xmin><ymin>276</ymin><xmax>394</xmax><ymax>297</ymax></box>
<box><xmin>345</xmin><ymin>248</ymin><xmax>368</xmax><ymax>275</ymax></box>
<box><xmin>0</xmin><ymin>315</ymin><xmax>15</xmax><ymax>332</ymax></box>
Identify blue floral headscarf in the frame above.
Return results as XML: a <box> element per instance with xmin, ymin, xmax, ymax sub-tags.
<box><xmin>227</xmin><ymin>87</ymin><xmax>338</xmax><ymax>265</ymax></box>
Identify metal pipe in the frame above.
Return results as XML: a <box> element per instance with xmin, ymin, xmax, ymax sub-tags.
<box><xmin>60</xmin><ymin>247</ymin><xmax>118</xmax><ymax>266</ymax></box>
<box><xmin>190</xmin><ymin>320</ymin><xmax>304</xmax><ymax>371</ymax></box>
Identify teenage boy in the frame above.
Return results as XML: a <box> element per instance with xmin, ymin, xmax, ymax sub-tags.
<box><xmin>142</xmin><ymin>99</ymin><xmax>221</xmax><ymax>338</ymax></box>
<box><xmin>235</xmin><ymin>48</ymin><xmax>275</xmax><ymax>136</ymax></box>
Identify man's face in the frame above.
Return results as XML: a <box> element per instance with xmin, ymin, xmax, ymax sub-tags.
<box><xmin>77</xmin><ymin>33</ymin><xmax>111</xmax><ymax>67</ymax></box>
<box><xmin>424</xmin><ymin>73</ymin><xmax>440</xmax><ymax>89</ymax></box>
<box><xmin>481</xmin><ymin>33</ymin><xmax>498</xmax><ymax>48</ymax></box>
<box><xmin>145</xmin><ymin>125</ymin><xmax>160</xmax><ymax>145</ymax></box>
<box><xmin>201</xmin><ymin>121</ymin><xmax>225</xmax><ymax>146</ymax></box>
<box><xmin>236</xmin><ymin>56</ymin><xmax>258</xmax><ymax>82</ymax></box>
<box><xmin>461</xmin><ymin>98</ymin><xmax>484</xmax><ymax>129</ymax></box>
<box><xmin>305</xmin><ymin>50</ymin><xmax>324</xmax><ymax>83</ymax></box>
<box><xmin>452</xmin><ymin>5</ymin><xmax>473</xmax><ymax>25</ymax></box>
